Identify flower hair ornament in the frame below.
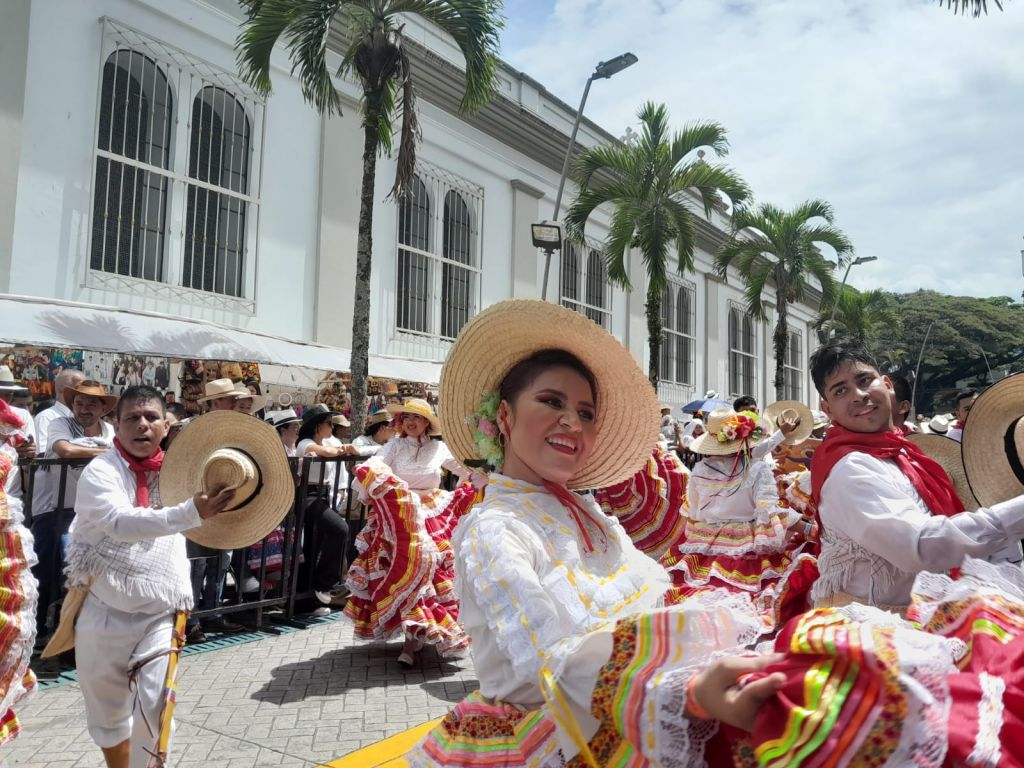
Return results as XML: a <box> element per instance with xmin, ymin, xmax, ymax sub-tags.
<box><xmin>717</xmin><ymin>410</ymin><xmax>764</xmax><ymax>454</ymax></box>
<box><xmin>465</xmin><ymin>391</ymin><xmax>503</xmax><ymax>470</ymax></box>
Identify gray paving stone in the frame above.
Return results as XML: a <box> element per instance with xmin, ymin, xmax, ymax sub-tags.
<box><xmin>11</xmin><ymin>618</ymin><xmax>477</xmax><ymax>767</ymax></box>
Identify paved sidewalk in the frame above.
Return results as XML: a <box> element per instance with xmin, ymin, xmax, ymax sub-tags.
<box><xmin>5</xmin><ymin>617</ymin><xmax>477</xmax><ymax>767</ymax></box>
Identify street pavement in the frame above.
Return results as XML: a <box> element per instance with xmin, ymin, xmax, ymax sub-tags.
<box><xmin>4</xmin><ymin>615</ymin><xmax>477</xmax><ymax>767</ymax></box>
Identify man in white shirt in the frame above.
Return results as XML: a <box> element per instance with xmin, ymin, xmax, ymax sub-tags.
<box><xmin>31</xmin><ymin>380</ymin><xmax>116</xmax><ymax>640</ymax></box>
<box><xmin>66</xmin><ymin>385</ymin><xmax>232</xmax><ymax>768</ymax></box>
<box><xmin>946</xmin><ymin>388</ymin><xmax>978</xmax><ymax>443</ymax></box>
<box><xmin>807</xmin><ymin>340</ymin><xmax>1024</xmax><ymax>610</ymax></box>
<box><xmin>34</xmin><ymin>368</ymin><xmax>85</xmax><ymax>453</ymax></box>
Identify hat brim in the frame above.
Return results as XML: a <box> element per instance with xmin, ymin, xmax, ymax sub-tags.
<box><xmin>62</xmin><ymin>389</ymin><xmax>118</xmax><ymax>414</ymax></box>
<box><xmin>159</xmin><ymin>411</ymin><xmax>294</xmax><ymax>549</ymax></box>
<box><xmin>386</xmin><ymin>404</ymin><xmax>441</xmax><ymax>435</ymax></box>
<box><xmin>907</xmin><ymin>433</ymin><xmax>979</xmax><ymax>511</ymax></box>
<box><xmin>688</xmin><ymin>431</ymin><xmax>753</xmax><ymax>456</ymax></box>
<box><xmin>438</xmin><ymin>300</ymin><xmax>659</xmax><ymax>489</ymax></box>
<box><xmin>235</xmin><ymin>394</ymin><xmax>269</xmax><ymax>412</ymax></box>
<box><xmin>963</xmin><ymin>374</ymin><xmax>1024</xmax><ymax>507</ymax></box>
<box><xmin>762</xmin><ymin>400</ymin><xmax>815</xmax><ymax>446</ymax></box>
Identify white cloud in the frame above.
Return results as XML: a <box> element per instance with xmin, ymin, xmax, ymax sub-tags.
<box><xmin>502</xmin><ymin>0</ymin><xmax>1024</xmax><ymax>297</ymax></box>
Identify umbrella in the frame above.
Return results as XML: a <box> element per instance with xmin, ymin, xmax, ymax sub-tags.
<box><xmin>680</xmin><ymin>398</ymin><xmax>732</xmax><ymax>415</ymax></box>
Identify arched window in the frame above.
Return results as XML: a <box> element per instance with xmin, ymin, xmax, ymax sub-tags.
<box><xmin>397</xmin><ymin>176</ymin><xmax>431</xmax><ymax>333</ymax></box>
<box><xmin>560</xmin><ymin>241</ymin><xmax>580</xmax><ymax>311</ymax></box>
<box><xmin>90</xmin><ymin>49</ymin><xmax>173</xmax><ymax>281</ymax></box>
<box><xmin>661</xmin><ymin>282</ymin><xmax>696</xmax><ymax>385</ymax></box>
<box><xmin>584</xmin><ymin>249</ymin><xmax>608</xmax><ymax>328</ymax></box>
<box><xmin>783</xmin><ymin>329</ymin><xmax>803</xmax><ymax>400</ymax></box>
<box><xmin>660</xmin><ymin>284</ymin><xmax>676</xmax><ymax>382</ymax></box>
<box><xmin>442</xmin><ymin>190</ymin><xmax>473</xmax><ymax>339</ymax></box>
<box><xmin>560</xmin><ymin>243</ymin><xmax>611</xmax><ymax>327</ymax></box>
<box><xmin>729</xmin><ymin>307</ymin><xmax>756</xmax><ymax>396</ymax></box>
<box><xmin>183</xmin><ymin>86</ymin><xmax>251</xmax><ymax>297</ymax></box>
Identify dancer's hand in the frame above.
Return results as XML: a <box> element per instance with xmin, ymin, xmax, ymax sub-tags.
<box><xmin>689</xmin><ymin>654</ymin><xmax>786</xmax><ymax>731</ymax></box>
<box><xmin>195</xmin><ymin>485</ymin><xmax>235</xmax><ymax>519</ymax></box>
<box><xmin>777</xmin><ymin>412</ymin><xmax>801</xmax><ymax>436</ymax></box>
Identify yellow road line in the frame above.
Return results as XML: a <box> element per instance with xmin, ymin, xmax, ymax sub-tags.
<box><xmin>322</xmin><ymin>719</ymin><xmax>440</xmax><ymax>768</ymax></box>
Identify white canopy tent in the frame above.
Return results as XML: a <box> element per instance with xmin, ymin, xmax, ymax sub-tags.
<box><xmin>0</xmin><ymin>294</ymin><xmax>443</xmax><ymax>384</ymax></box>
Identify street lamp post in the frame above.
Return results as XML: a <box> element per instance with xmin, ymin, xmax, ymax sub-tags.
<box><xmin>540</xmin><ymin>52</ymin><xmax>638</xmax><ymax>301</ymax></box>
<box><xmin>827</xmin><ymin>255</ymin><xmax>878</xmax><ymax>335</ymax></box>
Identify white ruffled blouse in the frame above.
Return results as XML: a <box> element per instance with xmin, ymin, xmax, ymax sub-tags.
<box><xmin>375</xmin><ymin>436</ymin><xmax>465</xmax><ymax>490</ymax></box>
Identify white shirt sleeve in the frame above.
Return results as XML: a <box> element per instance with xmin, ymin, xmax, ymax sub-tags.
<box><xmin>821</xmin><ymin>453</ymin><xmax>1024</xmax><ymax>573</ymax></box>
<box><xmin>438</xmin><ymin>440</ymin><xmax>469</xmax><ymax>480</ymax></box>
<box><xmin>752</xmin><ymin>429</ymin><xmax>786</xmax><ymax>461</ymax></box>
<box><xmin>74</xmin><ymin>459</ymin><xmax>201</xmax><ymax>544</ymax></box>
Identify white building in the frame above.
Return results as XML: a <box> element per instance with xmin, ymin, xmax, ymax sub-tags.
<box><xmin>1</xmin><ymin>0</ymin><xmax>822</xmax><ymax>409</ymax></box>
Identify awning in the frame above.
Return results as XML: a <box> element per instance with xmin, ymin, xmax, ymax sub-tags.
<box><xmin>0</xmin><ymin>294</ymin><xmax>444</xmax><ymax>385</ymax></box>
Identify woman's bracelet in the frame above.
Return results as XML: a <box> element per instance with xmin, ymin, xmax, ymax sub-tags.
<box><xmin>685</xmin><ymin>675</ymin><xmax>712</xmax><ymax>720</ymax></box>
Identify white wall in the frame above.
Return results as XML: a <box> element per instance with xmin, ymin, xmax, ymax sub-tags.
<box><xmin>10</xmin><ymin>0</ymin><xmax>322</xmax><ymax>339</ymax></box>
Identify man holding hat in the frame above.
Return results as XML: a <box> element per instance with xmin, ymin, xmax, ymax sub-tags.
<box><xmin>64</xmin><ymin>385</ymin><xmax>234</xmax><ymax>768</ymax></box>
<box><xmin>808</xmin><ymin>340</ymin><xmax>1024</xmax><ymax>612</ymax></box>
<box><xmin>31</xmin><ymin>380</ymin><xmax>116</xmax><ymax>640</ymax></box>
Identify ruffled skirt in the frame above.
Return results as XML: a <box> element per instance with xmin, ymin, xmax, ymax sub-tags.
<box><xmin>343</xmin><ymin>462</ymin><xmax>473</xmax><ymax>655</ymax></box>
<box><xmin>0</xmin><ymin>488</ymin><xmax>38</xmax><ymax>745</ymax></box>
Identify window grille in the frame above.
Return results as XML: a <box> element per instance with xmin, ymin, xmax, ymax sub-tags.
<box><xmin>661</xmin><ymin>281</ymin><xmax>696</xmax><ymax>385</ymax></box>
<box><xmin>783</xmin><ymin>328</ymin><xmax>803</xmax><ymax>401</ymax></box>
<box><xmin>395</xmin><ymin>164</ymin><xmax>482</xmax><ymax>341</ymax></box>
<box><xmin>88</xmin><ymin>19</ymin><xmax>263</xmax><ymax>305</ymax></box>
<box><xmin>559</xmin><ymin>242</ymin><xmax>611</xmax><ymax>329</ymax></box>
<box><xmin>729</xmin><ymin>306</ymin><xmax>757</xmax><ymax>397</ymax></box>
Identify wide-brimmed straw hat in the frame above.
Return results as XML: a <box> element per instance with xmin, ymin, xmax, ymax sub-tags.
<box><xmin>0</xmin><ymin>367</ymin><xmax>20</xmax><ymax>392</ymax></box>
<box><xmin>331</xmin><ymin>413</ymin><xmax>351</xmax><ymax>427</ymax></box>
<box><xmin>61</xmin><ymin>379</ymin><xmax>118</xmax><ymax>414</ymax></box>
<box><xmin>198</xmin><ymin>378</ymin><xmax>240</xmax><ymax>403</ymax></box>
<box><xmin>924</xmin><ymin>414</ymin><xmax>950</xmax><ymax>435</ymax></box>
<box><xmin>438</xmin><ymin>299</ymin><xmax>659</xmax><ymax>490</ymax></box>
<box><xmin>387</xmin><ymin>398</ymin><xmax>441</xmax><ymax>435</ymax></box>
<box><xmin>265</xmin><ymin>408</ymin><xmax>300</xmax><ymax>428</ymax></box>
<box><xmin>963</xmin><ymin>374</ymin><xmax>1024</xmax><ymax>506</ymax></box>
<box><xmin>907</xmin><ymin>432</ymin><xmax>979</xmax><ymax>511</ymax></box>
<box><xmin>232</xmin><ymin>382</ymin><xmax>268</xmax><ymax>412</ymax></box>
<box><xmin>366</xmin><ymin>410</ymin><xmax>392</xmax><ymax>428</ymax></box>
<box><xmin>762</xmin><ymin>400</ymin><xmax>815</xmax><ymax>445</ymax></box>
<box><xmin>160</xmin><ymin>411</ymin><xmax>293</xmax><ymax>549</ymax></box>
<box><xmin>690</xmin><ymin>408</ymin><xmax>767</xmax><ymax>456</ymax></box>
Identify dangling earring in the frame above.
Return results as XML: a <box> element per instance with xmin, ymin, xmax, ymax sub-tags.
<box><xmin>498</xmin><ymin>431</ymin><xmax>507</xmax><ymax>447</ymax></box>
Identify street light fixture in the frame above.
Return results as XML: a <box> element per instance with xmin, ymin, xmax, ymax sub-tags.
<box><xmin>539</xmin><ymin>51</ymin><xmax>638</xmax><ymax>301</ymax></box>
<box><xmin>827</xmin><ymin>255</ymin><xmax>879</xmax><ymax>335</ymax></box>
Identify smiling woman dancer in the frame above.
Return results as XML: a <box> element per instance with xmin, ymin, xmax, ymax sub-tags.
<box><xmin>408</xmin><ymin>300</ymin><xmax>784</xmax><ymax>767</ymax></box>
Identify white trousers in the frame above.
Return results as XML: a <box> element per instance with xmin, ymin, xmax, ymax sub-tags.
<box><xmin>76</xmin><ymin>595</ymin><xmax>175</xmax><ymax>768</ymax></box>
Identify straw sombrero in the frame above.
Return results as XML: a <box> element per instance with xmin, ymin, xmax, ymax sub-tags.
<box><xmin>387</xmin><ymin>398</ymin><xmax>441</xmax><ymax>435</ymax></box>
<box><xmin>438</xmin><ymin>300</ymin><xmax>659</xmax><ymax>490</ymax></box>
<box><xmin>762</xmin><ymin>400</ymin><xmax>814</xmax><ymax>445</ymax></box>
<box><xmin>906</xmin><ymin>433</ymin><xmax>979</xmax><ymax>511</ymax></box>
<box><xmin>62</xmin><ymin>379</ymin><xmax>118</xmax><ymax>414</ymax></box>
<box><xmin>690</xmin><ymin>408</ymin><xmax>768</xmax><ymax>456</ymax></box>
<box><xmin>962</xmin><ymin>375</ymin><xmax>1023</xmax><ymax>507</ymax></box>
<box><xmin>366</xmin><ymin>410</ymin><xmax>392</xmax><ymax>428</ymax></box>
<box><xmin>232</xmin><ymin>382</ymin><xmax>268</xmax><ymax>412</ymax></box>
<box><xmin>197</xmin><ymin>378</ymin><xmax>239</xmax><ymax>403</ymax></box>
<box><xmin>160</xmin><ymin>411</ymin><xmax>293</xmax><ymax>549</ymax></box>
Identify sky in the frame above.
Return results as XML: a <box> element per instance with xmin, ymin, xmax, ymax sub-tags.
<box><xmin>498</xmin><ymin>0</ymin><xmax>1024</xmax><ymax>298</ymax></box>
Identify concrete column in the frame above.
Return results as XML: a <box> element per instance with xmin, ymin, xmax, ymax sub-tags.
<box><xmin>509</xmin><ymin>179</ymin><xmax>544</xmax><ymax>298</ymax></box>
<box><xmin>704</xmin><ymin>274</ymin><xmax>723</xmax><ymax>396</ymax></box>
<box><xmin>0</xmin><ymin>0</ymin><xmax>32</xmax><ymax>292</ymax></box>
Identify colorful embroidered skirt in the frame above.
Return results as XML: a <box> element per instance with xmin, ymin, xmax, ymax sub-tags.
<box><xmin>0</xmin><ymin>467</ymin><xmax>38</xmax><ymax>746</ymax></box>
<box><xmin>593</xmin><ymin>447</ymin><xmax>688</xmax><ymax>561</ymax></box>
<box><xmin>344</xmin><ymin>462</ymin><xmax>471</xmax><ymax>655</ymax></box>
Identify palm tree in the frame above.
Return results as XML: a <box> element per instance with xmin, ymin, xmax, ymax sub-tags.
<box><xmin>815</xmin><ymin>287</ymin><xmax>897</xmax><ymax>345</ymax></box>
<box><xmin>715</xmin><ymin>201</ymin><xmax>851</xmax><ymax>400</ymax></box>
<box><xmin>565</xmin><ymin>102</ymin><xmax>750</xmax><ymax>388</ymax></box>
<box><xmin>940</xmin><ymin>0</ymin><xmax>1006</xmax><ymax>15</ymax></box>
<box><xmin>235</xmin><ymin>0</ymin><xmax>503</xmax><ymax>432</ymax></box>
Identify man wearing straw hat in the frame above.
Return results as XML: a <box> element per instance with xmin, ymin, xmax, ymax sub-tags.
<box><xmin>63</xmin><ymin>385</ymin><xmax>235</xmax><ymax>768</ymax></box>
<box><xmin>807</xmin><ymin>340</ymin><xmax>1024</xmax><ymax>612</ymax></box>
<box><xmin>197</xmin><ymin>377</ymin><xmax>241</xmax><ymax>413</ymax></box>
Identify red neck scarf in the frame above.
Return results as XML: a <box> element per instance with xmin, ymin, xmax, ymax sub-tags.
<box><xmin>115</xmin><ymin>438</ymin><xmax>164</xmax><ymax>507</ymax></box>
<box><xmin>810</xmin><ymin>425</ymin><xmax>963</xmax><ymax>533</ymax></box>
<box><xmin>543</xmin><ymin>481</ymin><xmax>608</xmax><ymax>554</ymax></box>
<box><xmin>954</xmin><ymin>420</ymin><xmax>965</xmax><ymax>430</ymax></box>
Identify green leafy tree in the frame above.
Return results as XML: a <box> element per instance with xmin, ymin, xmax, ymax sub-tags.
<box><xmin>716</xmin><ymin>201</ymin><xmax>850</xmax><ymax>400</ymax></box>
<box><xmin>565</xmin><ymin>102</ymin><xmax>750</xmax><ymax>387</ymax></box>
<box><xmin>815</xmin><ymin>287</ymin><xmax>898</xmax><ymax>346</ymax></box>
<box><xmin>235</xmin><ymin>0</ymin><xmax>503</xmax><ymax>431</ymax></box>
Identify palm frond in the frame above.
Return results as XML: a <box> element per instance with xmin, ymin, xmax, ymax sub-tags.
<box><xmin>670</xmin><ymin>161</ymin><xmax>751</xmax><ymax>217</ymax></box>
<box><xmin>388</xmin><ymin>48</ymin><xmax>420</xmax><ymax>199</ymax></box>
<box><xmin>668</xmin><ymin>121</ymin><xmax>730</xmax><ymax>165</ymax></box>
<box><xmin>940</xmin><ymin>0</ymin><xmax>1005</xmax><ymax>16</ymax></box>
<box><xmin>604</xmin><ymin>205</ymin><xmax>642</xmax><ymax>288</ymax></box>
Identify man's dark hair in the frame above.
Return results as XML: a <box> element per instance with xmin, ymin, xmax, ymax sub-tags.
<box><xmin>809</xmin><ymin>339</ymin><xmax>878</xmax><ymax>399</ymax></box>
<box><xmin>955</xmin><ymin>388</ymin><xmax>977</xmax><ymax>405</ymax></box>
<box><xmin>365</xmin><ymin>420</ymin><xmax>390</xmax><ymax>438</ymax></box>
<box><xmin>891</xmin><ymin>375</ymin><xmax>912</xmax><ymax>405</ymax></box>
<box><xmin>733</xmin><ymin>395</ymin><xmax>757</xmax><ymax>412</ymax></box>
<box><xmin>116</xmin><ymin>385</ymin><xmax>165</xmax><ymax>419</ymax></box>
<box><xmin>166</xmin><ymin>402</ymin><xmax>187</xmax><ymax>420</ymax></box>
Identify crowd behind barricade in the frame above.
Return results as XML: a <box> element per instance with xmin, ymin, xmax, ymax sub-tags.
<box><xmin>1</xmin><ymin>323</ymin><xmax>1022</xmax><ymax>767</ymax></box>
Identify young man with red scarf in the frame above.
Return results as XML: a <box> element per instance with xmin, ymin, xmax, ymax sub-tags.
<box><xmin>947</xmin><ymin>388</ymin><xmax>977</xmax><ymax>443</ymax></box>
<box><xmin>65</xmin><ymin>386</ymin><xmax>233</xmax><ymax>768</ymax></box>
<box><xmin>807</xmin><ymin>341</ymin><xmax>1024</xmax><ymax>612</ymax></box>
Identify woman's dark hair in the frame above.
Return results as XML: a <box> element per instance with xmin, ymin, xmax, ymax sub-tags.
<box><xmin>298</xmin><ymin>413</ymin><xmax>330</xmax><ymax>442</ymax></box>
<box><xmin>365</xmin><ymin>420</ymin><xmax>390</xmax><ymax>438</ymax></box>
<box><xmin>809</xmin><ymin>339</ymin><xmax>878</xmax><ymax>399</ymax></box>
<box><xmin>498</xmin><ymin>349</ymin><xmax>597</xmax><ymax>407</ymax></box>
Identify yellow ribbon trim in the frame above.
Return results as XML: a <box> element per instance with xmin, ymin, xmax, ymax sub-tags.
<box><xmin>539</xmin><ymin>666</ymin><xmax>598</xmax><ymax>768</ymax></box>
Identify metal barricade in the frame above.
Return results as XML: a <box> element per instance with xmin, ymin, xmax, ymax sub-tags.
<box><xmin>20</xmin><ymin>453</ymin><xmax>367</xmax><ymax>643</ymax></box>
